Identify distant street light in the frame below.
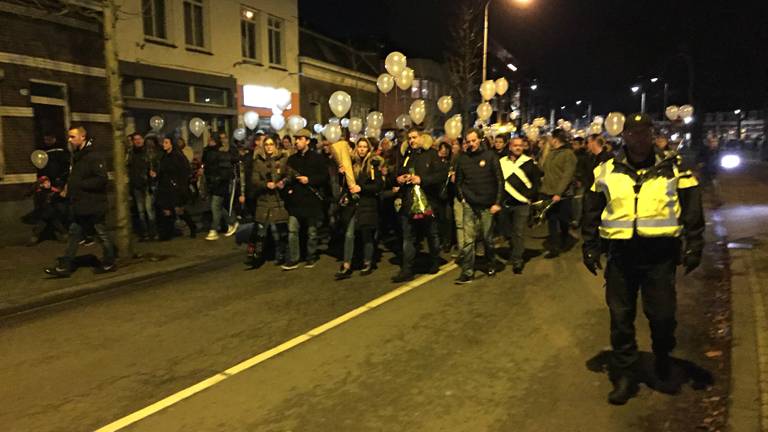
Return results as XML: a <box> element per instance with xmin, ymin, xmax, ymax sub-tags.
<box><xmin>560</xmin><ymin>105</ymin><xmax>566</xmax><ymax>110</ymax></box>
<box><xmin>507</xmin><ymin>63</ymin><xmax>518</xmax><ymax>72</ymax></box>
<box><xmin>734</xmin><ymin>109</ymin><xmax>742</xmax><ymax>115</ymax></box>
<box><xmin>530</xmin><ymin>83</ymin><xmax>538</xmax><ymax>91</ymax></box>
<box><xmin>650</xmin><ymin>77</ymin><xmax>659</xmax><ymax>83</ymax></box>
<box><xmin>576</xmin><ymin>100</ymin><xmax>582</xmax><ymax>105</ymax></box>
<box><xmin>631</xmin><ymin>85</ymin><xmax>641</xmax><ymax>94</ymax></box>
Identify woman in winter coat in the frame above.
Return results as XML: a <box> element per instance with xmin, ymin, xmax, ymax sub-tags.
<box><xmin>153</xmin><ymin>137</ymin><xmax>196</xmax><ymax>241</ymax></box>
<box><xmin>245</xmin><ymin>135</ymin><xmax>290</xmax><ymax>267</ymax></box>
<box><xmin>335</xmin><ymin>137</ymin><xmax>385</xmax><ymax>280</ymax></box>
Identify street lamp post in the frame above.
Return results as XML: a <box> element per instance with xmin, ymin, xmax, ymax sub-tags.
<box><xmin>631</xmin><ymin>85</ymin><xmax>646</xmax><ymax>113</ymax></box>
<box><xmin>482</xmin><ymin>0</ymin><xmax>531</xmax><ymax>82</ymax></box>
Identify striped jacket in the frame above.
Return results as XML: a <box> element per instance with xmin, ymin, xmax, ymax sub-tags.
<box><xmin>499</xmin><ymin>154</ymin><xmax>542</xmax><ymax>204</ymax></box>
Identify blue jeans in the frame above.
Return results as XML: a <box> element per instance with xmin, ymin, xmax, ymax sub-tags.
<box><xmin>343</xmin><ymin>215</ymin><xmax>375</xmax><ymax>265</ymax></box>
<box><xmin>400</xmin><ymin>214</ymin><xmax>440</xmax><ymax>274</ymax></box>
<box><xmin>132</xmin><ymin>187</ymin><xmax>155</xmax><ymax>233</ymax></box>
<box><xmin>288</xmin><ymin>215</ymin><xmax>319</xmax><ymax>263</ymax></box>
<box><xmin>63</xmin><ymin>214</ymin><xmax>115</xmax><ymax>268</ymax></box>
<box><xmin>211</xmin><ymin>194</ymin><xmax>233</xmax><ymax>230</ymax></box>
<box><xmin>460</xmin><ymin>204</ymin><xmax>495</xmax><ymax>277</ymax></box>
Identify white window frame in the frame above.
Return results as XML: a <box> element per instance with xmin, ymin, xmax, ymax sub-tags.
<box><xmin>241</xmin><ymin>7</ymin><xmax>260</xmax><ymax>61</ymax></box>
<box><xmin>183</xmin><ymin>0</ymin><xmax>208</xmax><ymax>49</ymax></box>
<box><xmin>142</xmin><ymin>0</ymin><xmax>169</xmax><ymax>41</ymax></box>
<box><xmin>267</xmin><ymin>15</ymin><xmax>285</xmax><ymax>67</ymax></box>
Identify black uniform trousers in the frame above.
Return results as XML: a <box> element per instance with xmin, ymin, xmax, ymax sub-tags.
<box><xmin>605</xmin><ymin>237</ymin><xmax>679</xmax><ymax>374</ymax></box>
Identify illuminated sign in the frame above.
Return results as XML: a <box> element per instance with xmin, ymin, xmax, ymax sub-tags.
<box><xmin>242</xmin><ymin>85</ymin><xmax>292</xmax><ymax>110</ymax></box>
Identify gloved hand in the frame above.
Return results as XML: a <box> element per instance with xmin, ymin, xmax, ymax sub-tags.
<box><xmin>583</xmin><ymin>249</ymin><xmax>603</xmax><ymax>276</ymax></box>
<box><xmin>682</xmin><ymin>250</ymin><xmax>701</xmax><ymax>274</ymax></box>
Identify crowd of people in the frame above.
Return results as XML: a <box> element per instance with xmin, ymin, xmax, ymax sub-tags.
<box><xmin>31</xmin><ymin>118</ymin><xmax>689</xmax><ymax>286</ymax></box>
<box><xmin>94</xmin><ymin>121</ymin><xmax>630</xmax><ymax>285</ymax></box>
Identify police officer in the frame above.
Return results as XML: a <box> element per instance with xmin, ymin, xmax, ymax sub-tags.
<box><xmin>581</xmin><ymin>113</ymin><xmax>704</xmax><ymax>405</ymax></box>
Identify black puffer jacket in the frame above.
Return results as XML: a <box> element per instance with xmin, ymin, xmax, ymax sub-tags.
<box><xmin>341</xmin><ymin>156</ymin><xmax>385</xmax><ymax>229</ymax></box>
<box><xmin>155</xmin><ymin>150</ymin><xmax>191</xmax><ymax>209</ymax></box>
<box><xmin>128</xmin><ymin>146</ymin><xmax>151</xmax><ymax>190</ymax></box>
<box><xmin>203</xmin><ymin>146</ymin><xmax>234</xmax><ymax>197</ymax></box>
<box><xmin>285</xmin><ymin>149</ymin><xmax>330</xmax><ymax>220</ymax></box>
<box><xmin>396</xmin><ymin>147</ymin><xmax>446</xmax><ymax>214</ymax></box>
<box><xmin>455</xmin><ymin>147</ymin><xmax>503</xmax><ymax>208</ymax></box>
<box><xmin>67</xmin><ymin>140</ymin><xmax>108</xmax><ymax>216</ymax></box>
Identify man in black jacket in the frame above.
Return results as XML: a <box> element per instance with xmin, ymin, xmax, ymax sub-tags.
<box><xmin>454</xmin><ymin>128</ymin><xmax>504</xmax><ymax>284</ymax></box>
<box><xmin>282</xmin><ymin>129</ymin><xmax>329</xmax><ymax>270</ymax></box>
<box><xmin>392</xmin><ymin>128</ymin><xmax>447</xmax><ymax>283</ymax></box>
<box><xmin>499</xmin><ymin>136</ymin><xmax>542</xmax><ymax>274</ymax></box>
<box><xmin>45</xmin><ymin>126</ymin><xmax>115</xmax><ymax>277</ymax></box>
<box><xmin>127</xmin><ymin>133</ymin><xmax>156</xmax><ymax>240</ymax></box>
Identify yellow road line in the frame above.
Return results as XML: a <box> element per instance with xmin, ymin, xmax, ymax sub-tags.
<box><xmin>95</xmin><ymin>262</ymin><xmax>458</xmax><ymax>432</ymax></box>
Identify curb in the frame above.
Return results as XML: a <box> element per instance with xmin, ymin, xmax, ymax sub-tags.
<box><xmin>0</xmin><ymin>250</ymin><xmax>242</xmax><ymax>319</ymax></box>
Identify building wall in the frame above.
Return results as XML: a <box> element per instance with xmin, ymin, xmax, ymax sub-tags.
<box><xmin>115</xmin><ymin>0</ymin><xmax>299</xmax><ymax>120</ymax></box>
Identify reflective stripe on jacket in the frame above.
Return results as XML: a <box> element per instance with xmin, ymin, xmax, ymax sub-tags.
<box><xmin>591</xmin><ymin>154</ymin><xmax>698</xmax><ymax>239</ymax></box>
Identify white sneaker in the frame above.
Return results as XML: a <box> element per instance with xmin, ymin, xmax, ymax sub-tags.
<box><xmin>205</xmin><ymin>230</ymin><xmax>219</xmax><ymax>241</ymax></box>
<box><xmin>224</xmin><ymin>222</ymin><xmax>239</xmax><ymax>237</ymax></box>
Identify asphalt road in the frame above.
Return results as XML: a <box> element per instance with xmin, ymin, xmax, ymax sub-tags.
<box><xmin>1</xmin><ymin>185</ymin><xmax>732</xmax><ymax>431</ymax></box>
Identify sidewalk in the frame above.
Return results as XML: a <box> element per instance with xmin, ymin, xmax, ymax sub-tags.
<box><xmin>0</xmin><ymin>234</ymin><xmax>243</xmax><ymax>318</ymax></box>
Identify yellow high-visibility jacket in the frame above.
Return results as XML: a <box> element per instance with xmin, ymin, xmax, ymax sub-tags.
<box><xmin>590</xmin><ymin>153</ymin><xmax>698</xmax><ymax>239</ymax></box>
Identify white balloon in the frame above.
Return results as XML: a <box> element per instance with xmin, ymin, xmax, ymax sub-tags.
<box><xmin>189</xmin><ymin>117</ymin><xmax>206</xmax><ymax>137</ymax></box>
<box><xmin>527</xmin><ymin>127</ymin><xmax>540</xmax><ymax>141</ymax></box>
<box><xmin>275</xmin><ymin>88</ymin><xmax>292</xmax><ymax>110</ymax></box>
<box><xmin>328</xmin><ymin>91</ymin><xmax>352</xmax><ymax>118</ymax></box>
<box><xmin>324</xmin><ymin>123</ymin><xmax>342</xmax><ymax>142</ymax></box>
<box><xmin>233</xmin><ymin>128</ymin><xmax>247</xmax><ymax>141</ymax></box>
<box><xmin>437</xmin><ymin>96</ymin><xmax>453</xmax><ymax>114</ymax></box>
<box><xmin>384</xmin><ymin>51</ymin><xmax>407</xmax><ymax>77</ymax></box>
<box><xmin>286</xmin><ymin>115</ymin><xmax>306</xmax><ymax>134</ymax></box>
<box><xmin>476</xmin><ymin>102</ymin><xmax>493</xmax><ymax>121</ymax></box>
<box><xmin>243</xmin><ymin>111</ymin><xmax>260</xmax><ymax>130</ymax></box>
<box><xmin>679</xmin><ymin>104</ymin><xmax>694</xmax><ymax>119</ymax></box>
<box><xmin>341</xmin><ymin>118</ymin><xmax>350</xmax><ymax>128</ymax></box>
<box><xmin>270</xmin><ymin>114</ymin><xmax>286</xmax><ymax>131</ymax></box>
<box><xmin>348</xmin><ymin>117</ymin><xmax>363</xmax><ymax>134</ymax></box>
<box><xmin>409</xmin><ymin>99</ymin><xmax>426</xmax><ymax>125</ymax></box>
<box><xmin>562</xmin><ymin>121</ymin><xmax>572</xmax><ymax>132</ymax></box>
<box><xmin>329</xmin><ymin>117</ymin><xmax>340</xmax><ymax>125</ymax></box>
<box><xmin>605</xmin><ymin>112</ymin><xmax>626</xmax><ymax>137</ymax></box>
<box><xmin>395</xmin><ymin>114</ymin><xmax>411</xmax><ymax>130</ymax></box>
<box><xmin>480</xmin><ymin>80</ymin><xmax>496</xmax><ymax>101</ymax></box>
<box><xmin>665</xmin><ymin>105</ymin><xmax>680</xmax><ymax>121</ymax></box>
<box><xmin>377</xmin><ymin>73</ymin><xmax>395</xmax><ymax>94</ymax></box>
<box><xmin>385</xmin><ymin>131</ymin><xmax>395</xmax><ymax>140</ymax></box>
<box><xmin>366</xmin><ymin>111</ymin><xmax>384</xmax><ymax>129</ymax></box>
<box><xmin>313</xmin><ymin>123</ymin><xmax>324</xmax><ymax>134</ymax></box>
<box><xmin>149</xmin><ymin>115</ymin><xmax>164</xmax><ymax>132</ymax></box>
<box><xmin>364</xmin><ymin>126</ymin><xmax>381</xmax><ymax>139</ymax></box>
<box><xmin>588</xmin><ymin>123</ymin><xmax>603</xmax><ymax>135</ymax></box>
<box><xmin>31</xmin><ymin>150</ymin><xmax>49</xmax><ymax>169</ymax></box>
<box><xmin>394</xmin><ymin>67</ymin><xmax>414</xmax><ymax>91</ymax></box>
<box><xmin>592</xmin><ymin>115</ymin><xmax>604</xmax><ymax>126</ymax></box>
<box><xmin>557</xmin><ymin>119</ymin><xmax>565</xmax><ymax>127</ymax></box>
<box><xmin>495</xmin><ymin>77</ymin><xmax>509</xmax><ymax>96</ymax></box>
<box><xmin>444</xmin><ymin>116</ymin><xmax>462</xmax><ymax>139</ymax></box>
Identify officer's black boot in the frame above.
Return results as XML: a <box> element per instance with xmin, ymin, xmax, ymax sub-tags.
<box><xmin>654</xmin><ymin>352</ymin><xmax>671</xmax><ymax>381</ymax></box>
<box><xmin>608</xmin><ymin>375</ymin><xmax>639</xmax><ymax>405</ymax></box>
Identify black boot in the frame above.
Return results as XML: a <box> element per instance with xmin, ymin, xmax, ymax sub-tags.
<box><xmin>334</xmin><ymin>265</ymin><xmax>353</xmax><ymax>280</ymax></box>
<box><xmin>654</xmin><ymin>352</ymin><xmax>671</xmax><ymax>381</ymax></box>
<box><xmin>608</xmin><ymin>375</ymin><xmax>639</xmax><ymax>405</ymax></box>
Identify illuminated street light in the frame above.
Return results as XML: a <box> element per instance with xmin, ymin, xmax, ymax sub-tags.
<box><xmin>734</xmin><ymin>109</ymin><xmax>742</xmax><ymax>115</ymax></box>
<box><xmin>530</xmin><ymin>83</ymin><xmax>538</xmax><ymax>91</ymax></box>
<box><xmin>507</xmin><ymin>63</ymin><xmax>518</xmax><ymax>72</ymax></box>
<box><xmin>683</xmin><ymin>116</ymin><xmax>693</xmax><ymax>124</ymax></box>
<box><xmin>482</xmin><ymin>0</ymin><xmax>534</xmax><ymax>81</ymax></box>
<box><xmin>650</xmin><ymin>77</ymin><xmax>659</xmax><ymax>83</ymax></box>
<box><xmin>630</xmin><ymin>85</ymin><xmax>641</xmax><ymax>94</ymax></box>
<box><xmin>560</xmin><ymin>105</ymin><xmax>566</xmax><ymax>110</ymax></box>
<box><xmin>576</xmin><ymin>100</ymin><xmax>582</xmax><ymax>105</ymax></box>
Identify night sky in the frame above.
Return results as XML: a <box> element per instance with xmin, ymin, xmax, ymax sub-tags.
<box><xmin>299</xmin><ymin>0</ymin><xmax>768</xmax><ymax>115</ymax></box>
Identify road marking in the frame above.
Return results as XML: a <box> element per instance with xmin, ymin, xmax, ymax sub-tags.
<box><xmin>95</xmin><ymin>262</ymin><xmax>458</xmax><ymax>432</ymax></box>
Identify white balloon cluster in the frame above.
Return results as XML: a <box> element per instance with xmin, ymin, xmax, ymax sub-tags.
<box><xmin>665</xmin><ymin>104</ymin><xmax>694</xmax><ymax>121</ymax></box>
<box><xmin>605</xmin><ymin>112</ymin><xmax>626</xmax><ymax>137</ymax></box>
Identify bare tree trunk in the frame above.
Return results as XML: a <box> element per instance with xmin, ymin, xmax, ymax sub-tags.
<box><xmin>102</xmin><ymin>0</ymin><xmax>131</xmax><ymax>257</ymax></box>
